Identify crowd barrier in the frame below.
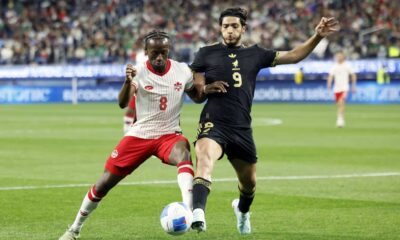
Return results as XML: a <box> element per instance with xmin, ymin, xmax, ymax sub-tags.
<box><xmin>0</xmin><ymin>59</ymin><xmax>399</xmax><ymax>104</ymax></box>
<box><xmin>1</xmin><ymin>82</ymin><xmax>399</xmax><ymax>104</ymax></box>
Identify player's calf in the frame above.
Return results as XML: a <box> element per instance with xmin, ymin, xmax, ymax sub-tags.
<box><xmin>176</xmin><ymin>160</ymin><xmax>194</xmax><ymax>209</ymax></box>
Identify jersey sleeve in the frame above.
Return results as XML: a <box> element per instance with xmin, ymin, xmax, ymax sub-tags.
<box><xmin>257</xmin><ymin>46</ymin><xmax>278</xmax><ymax>68</ymax></box>
<box><xmin>190</xmin><ymin>48</ymin><xmax>207</xmax><ymax>72</ymax></box>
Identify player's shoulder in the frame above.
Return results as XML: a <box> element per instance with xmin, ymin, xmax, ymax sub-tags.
<box><xmin>134</xmin><ymin>61</ymin><xmax>147</xmax><ymax>74</ymax></box>
<box><xmin>170</xmin><ymin>59</ymin><xmax>190</xmax><ymax>71</ymax></box>
<box><xmin>169</xmin><ymin>59</ymin><xmax>192</xmax><ymax>75</ymax></box>
<box><xmin>245</xmin><ymin>44</ymin><xmax>273</xmax><ymax>52</ymax></box>
<box><xmin>198</xmin><ymin>42</ymin><xmax>223</xmax><ymax>52</ymax></box>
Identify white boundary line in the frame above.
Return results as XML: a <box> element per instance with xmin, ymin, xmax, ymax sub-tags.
<box><xmin>1</xmin><ymin>172</ymin><xmax>399</xmax><ymax>191</ymax></box>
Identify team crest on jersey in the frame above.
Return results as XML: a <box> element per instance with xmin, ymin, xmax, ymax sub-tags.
<box><xmin>111</xmin><ymin>150</ymin><xmax>118</xmax><ymax>158</ymax></box>
<box><xmin>174</xmin><ymin>82</ymin><xmax>183</xmax><ymax>91</ymax></box>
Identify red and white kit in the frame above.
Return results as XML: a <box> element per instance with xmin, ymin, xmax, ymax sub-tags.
<box><xmin>106</xmin><ymin>59</ymin><xmax>194</xmax><ymax>176</ymax></box>
<box><xmin>329</xmin><ymin>62</ymin><xmax>354</xmax><ymax>101</ymax></box>
<box><xmin>127</xmin><ymin>59</ymin><xmax>193</xmax><ymax>139</ymax></box>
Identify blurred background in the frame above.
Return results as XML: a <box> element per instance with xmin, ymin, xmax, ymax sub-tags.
<box><xmin>0</xmin><ymin>0</ymin><xmax>399</xmax><ymax>104</ymax></box>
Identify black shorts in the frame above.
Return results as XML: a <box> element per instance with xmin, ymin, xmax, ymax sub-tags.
<box><xmin>195</xmin><ymin>121</ymin><xmax>257</xmax><ymax>163</ymax></box>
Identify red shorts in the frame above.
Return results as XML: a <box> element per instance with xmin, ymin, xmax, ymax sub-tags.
<box><xmin>105</xmin><ymin>133</ymin><xmax>189</xmax><ymax>176</ymax></box>
<box><xmin>335</xmin><ymin>91</ymin><xmax>347</xmax><ymax>102</ymax></box>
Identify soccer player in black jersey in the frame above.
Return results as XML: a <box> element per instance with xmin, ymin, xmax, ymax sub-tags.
<box><xmin>190</xmin><ymin>8</ymin><xmax>339</xmax><ymax>234</ymax></box>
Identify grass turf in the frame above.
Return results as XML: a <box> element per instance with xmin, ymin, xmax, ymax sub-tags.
<box><xmin>0</xmin><ymin>103</ymin><xmax>399</xmax><ymax>239</ymax></box>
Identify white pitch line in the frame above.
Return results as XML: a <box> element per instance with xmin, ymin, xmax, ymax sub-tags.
<box><xmin>0</xmin><ymin>172</ymin><xmax>399</xmax><ymax>191</ymax></box>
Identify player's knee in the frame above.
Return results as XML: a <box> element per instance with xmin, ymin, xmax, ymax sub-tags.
<box><xmin>169</xmin><ymin>141</ymin><xmax>191</xmax><ymax>165</ymax></box>
<box><xmin>94</xmin><ymin>182</ymin><xmax>111</xmax><ymax>196</ymax></box>
<box><xmin>240</xmin><ymin>176</ymin><xmax>256</xmax><ymax>192</ymax></box>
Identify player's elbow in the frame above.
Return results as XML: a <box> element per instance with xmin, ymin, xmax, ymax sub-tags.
<box><xmin>192</xmin><ymin>97</ymin><xmax>207</xmax><ymax>104</ymax></box>
<box><xmin>118</xmin><ymin>100</ymin><xmax>127</xmax><ymax>109</ymax></box>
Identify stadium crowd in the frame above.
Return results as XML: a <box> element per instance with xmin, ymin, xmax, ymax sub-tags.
<box><xmin>0</xmin><ymin>0</ymin><xmax>399</xmax><ymax>65</ymax></box>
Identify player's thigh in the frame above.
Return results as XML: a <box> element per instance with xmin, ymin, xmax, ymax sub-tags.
<box><xmin>105</xmin><ymin>136</ymin><xmax>153</xmax><ymax>176</ymax></box>
<box><xmin>195</xmin><ymin>137</ymin><xmax>223</xmax><ymax>163</ymax></box>
<box><xmin>167</xmin><ymin>139</ymin><xmax>191</xmax><ymax>166</ymax></box>
<box><xmin>155</xmin><ymin>134</ymin><xmax>190</xmax><ymax>166</ymax></box>
<box><xmin>230</xmin><ymin>158</ymin><xmax>257</xmax><ymax>190</ymax></box>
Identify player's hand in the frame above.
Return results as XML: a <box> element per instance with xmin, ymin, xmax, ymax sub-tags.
<box><xmin>125</xmin><ymin>64</ymin><xmax>136</xmax><ymax>83</ymax></box>
<box><xmin>204</xmin><ymin>81</ymin><xmax>229</xmax><ymax>94</ymax></box>
<box><xmin>315</xmin><ymin>17</ymin><xmax>340</xmax><ymax>38</ymax></box>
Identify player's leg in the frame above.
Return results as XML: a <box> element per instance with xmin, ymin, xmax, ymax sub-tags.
<box><xmin>123</xmin><ymin>96</ymin><xmax>136</xmax><ymax>133</ymax></box>
<box><xmin>162</xmin><ymin>138</ymin><xmax>194</xmax><ymax>209</ymax></box>
<box><xmin>60</xmin><ymin>136</ymin><xmax>151</xmax><ymax>239</ymax></box>
<box><xmin>65</xmin><ymin>171</ymin><xmax>125</xmax><ymax>237</ymax></box>
<box><xmin>336</xmin><ymin>92</ymin><xmax>347</xmax><ymax>127</ymax></box>
<box><xmin>229</xmin><ymin>158</ymin><xmax>255</xmax><ymax>234</ymax></box>
<box><xmin>191</xmin><ymin>138</ymin><xmax>223</xmax><ymax>232</ymax></box>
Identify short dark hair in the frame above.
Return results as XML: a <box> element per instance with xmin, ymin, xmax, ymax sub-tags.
<box><xmin>143</xmin><ymin>30</ymin><xmax>169</xmax><ymax>49</ymax></box>
<box><xmin>219</xmin><ymin>7</ymin><xmax>248</xmax><ymax>26</ymax></box>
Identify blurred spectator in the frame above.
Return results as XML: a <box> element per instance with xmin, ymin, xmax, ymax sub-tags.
<box><xmin>0</xmin><ymin>0</ymin><xmax>399</xmax><ymax>65</ymax></box>
<box><xmin>376</xmin><ymin>64</ymin><xmax>391</xmax><ymax>84</ymax></box>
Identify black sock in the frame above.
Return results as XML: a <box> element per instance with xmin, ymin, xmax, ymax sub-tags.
<box><xmin>192</xmin><ymin>177</ymin><xmax>211</xmax><ymax>211</ymax></box>
<box><xmin>238</xmin><ymin>188</ymin><xmax>255</xmax><ymax>213</ymax></box>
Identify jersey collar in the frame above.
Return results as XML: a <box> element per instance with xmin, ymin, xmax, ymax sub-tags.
<box><xmin>146</xmin><ymin>59</ymin><xmax>171</xmax><ymax>76</ymax></box>
<box><xmin>220</xmin><ymin>42</ymin><xmax>244</xmax><ymax>49</ymax></box>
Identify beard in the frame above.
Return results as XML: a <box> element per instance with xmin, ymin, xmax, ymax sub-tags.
<box><xmin>223</xmin><ymin>34</ymin><xmax>242</xmax><ymax>47</ymax></box>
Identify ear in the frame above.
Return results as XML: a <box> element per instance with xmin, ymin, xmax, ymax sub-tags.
<box><xmin>144</xmin><ymin>48</ymin><xmax>148</xmax><ymax>56</ymax></box>
<box><xmin>241</xmin><ymin>25</ymin><xmax>246</xmax><ymax>34</ymax></box>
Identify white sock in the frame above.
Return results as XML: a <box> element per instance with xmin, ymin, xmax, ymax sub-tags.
<box><xmin>69</xmin><ymin>186</ymin><xmax>104</xmax><ymax>233</ymax></box>
<box><xmin>177</xmin><ymin>161</ymin><xmax>194</xmax><ymax>209</ymax></box>
<box><xmin>123</xmin><ymin>116</ymin><xmax>134</xmax><ymax>134</ymax></box>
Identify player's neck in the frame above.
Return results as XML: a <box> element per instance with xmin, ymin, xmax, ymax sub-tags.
<box><xmin>221</xmin><ymin>41</ymin><xmax>243</xmax><ymax>49</ymax></box>
<box><xmin>152</xmin><ymin>64</ymin><xmax>166</xmax><ymax>73</ymax></box>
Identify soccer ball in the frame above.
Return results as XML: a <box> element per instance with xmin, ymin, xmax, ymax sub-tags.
<box><xmin>160</xmin><ymin>202</ymin><xmax>193</xmax><ymax>235</ymax></box>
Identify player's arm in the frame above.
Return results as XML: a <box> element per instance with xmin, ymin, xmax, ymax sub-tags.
<box><xmin>275</xmin><ymin>17</ymin><xmax>339</xmax><ymax>65</ymax></box>
<box><xmin>350</xmin><ymin>72</ymin><xmax>357</xmax><ymax>93</ymax></box>
<box><xmin>186</xmin><ymin>72</ymin><xmax>229</xmax><ymax>103</ymax></box>
<box><xmin>327</xmin><ymin>74</ymin><xmax>333</xmax><ymax>89</ymax></box>
<box><xmin>185</xmin><ymin>72</ymin><xmax>207</xmax><ymax>103</ymax></box>
<box><xmin>118</xmin><ymin>64</ymin><xmax>137</xmax><ymax>109</ymax></box>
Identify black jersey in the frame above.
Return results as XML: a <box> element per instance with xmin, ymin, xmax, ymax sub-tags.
<box><xmin>191</xmin><ymin>43</ymin><xmax>277</xmax><ymax>128</ymax></box>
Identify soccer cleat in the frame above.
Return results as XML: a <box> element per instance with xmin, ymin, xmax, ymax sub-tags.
<box><xmin>232</xmin><ymin>199</ymin><xmax>251</xmax><ymax>234</ymax></box>
<box><xmin>191</xmin><ymin>208</ymin><xmax>206</xmax><ymax>232</ymax></box>
<box><xmin>59</xmin><ymin>227</ymin><xmax>80</xmax><ymax>240</ymax></box>
<box><xmin>336</xmin><ymin>118</ymin><xmax>345</xmax><ymax>128</ymax></box>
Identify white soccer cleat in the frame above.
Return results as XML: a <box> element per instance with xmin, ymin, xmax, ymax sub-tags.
<box><xmin>59</xmin><ymin>228</ymin><xmax>80</xmax><ymax>240</ymax></box>
<box><xmin>191</xmin><ymin>208</ymin><xmax>206</xmax><ymax>232</ymax></box>
<box><xmin>232</xmin><ymin>199</ymin><xmax>251</xmax><ymax>234</ymax></box>
<box><xmin>336</xmin><ymin>118</ymin><xmax>345</xmax><ymax>128</ymax></box>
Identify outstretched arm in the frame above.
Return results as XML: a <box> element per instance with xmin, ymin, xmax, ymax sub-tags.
<box><xmin>119</xmin><ymin>64</ymin><xmax>137</xmax><ymax>108</ymax></box>
<box><xmin>327</xmin><ymin>74</ymin><xmax>333</xmax><ymax>89</ymax></box>
<box><xmin>275</xmin><ymin>17</ymin><xmax>340</xmax><ymax>65</ymax></box>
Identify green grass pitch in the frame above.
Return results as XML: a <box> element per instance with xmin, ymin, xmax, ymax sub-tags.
<box><xmin>0</xmin><ymin>103</ymin><xmax>399</xmax><ymax>239</ymax></box>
